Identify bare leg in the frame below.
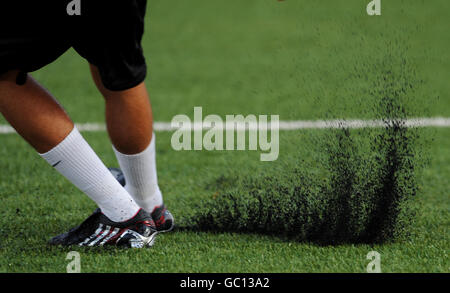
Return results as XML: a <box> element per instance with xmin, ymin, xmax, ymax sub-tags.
<box><xmin>90</xmin><ymin>65</ymin><xmax>153</xmax><ymax>154</ymax></box>
<box><xmin>90</xmin><ymin>65</ymin><xmax>167</xmax><ymax>218</ymax></box>
<box><xmin>0</xmin><ymin>70</ymin><xmax>141</xmax><ymax>222</ymax></box>
<box><xmin>0</xmin><ymin>71</ymin><xmax>74</xmax><ymax>153</ymax></box>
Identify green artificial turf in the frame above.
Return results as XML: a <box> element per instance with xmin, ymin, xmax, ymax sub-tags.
<box><xmin>0</xmin><ymin>130</ymin><xmax>448</xmax><ymax>272</ymax></box>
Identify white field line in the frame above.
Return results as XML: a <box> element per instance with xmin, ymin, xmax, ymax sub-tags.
<box><xmin>1</xmin><ymin>118</ymin><xmax>450</xmax><ymax>134</ymax></box>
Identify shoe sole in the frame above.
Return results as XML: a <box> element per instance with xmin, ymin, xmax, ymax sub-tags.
<box><xmin>128</xmin><ymin>231</ymin><xmax>159</xmax><ymax>248</ymax></box>
<box><xmin>144</xmin><ymin>232</ymin><xmax>158</xmax><ymax>247</ymax></box>
<box><xmin>157</xmin><ymin>216</ymin><xmax>175</xmax><ymax>233</ymax></box>
<box><xmin>158</xmin><ymin>224</ymin><xmax>174</xmax><ymax>233</ymax></box>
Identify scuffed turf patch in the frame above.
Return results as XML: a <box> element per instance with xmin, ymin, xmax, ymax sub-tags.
<box><xmin>183</xmin><ymin>39</ymin><xmax>427</xmax><ymax>245</ymax></box>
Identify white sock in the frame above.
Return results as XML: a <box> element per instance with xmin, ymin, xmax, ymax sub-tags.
<box><xmin>39</xmin><ymin>127</ymin><xmax>140</xmax><ymax>222</ymax></box>
<box><xmin>113</xmin><ymin>133</ymin><xmax>163</xmax><ymax>213</ymax></box>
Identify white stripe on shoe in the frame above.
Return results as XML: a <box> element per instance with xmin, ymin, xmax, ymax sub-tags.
<box><xmin>100</xmin><ymin>227</ymin><xmax>120</xmax><ymax>246</ymax></box>
<box><xmin>79</xmin><ymin>224</ymin><xmax>104</xmax><ymax>246</ymax></box>
<box><xmin>88</xmin><ymin>225</ymin><xmax>111</xmax><ymax>246</ymax></box>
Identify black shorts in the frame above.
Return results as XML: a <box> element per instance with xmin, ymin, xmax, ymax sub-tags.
<box><xmin>0</xmin><ymin>0</ymin><xmax>147</xmax><ymax>91</ymax></box>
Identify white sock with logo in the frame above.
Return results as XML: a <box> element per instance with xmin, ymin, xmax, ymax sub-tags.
<box><xmin>113</xmin><ymin>133</ymin><xmax>163</xmax><ymax>213</ymax></box>
<box><xmin>39</xmin><ymin>127</ymin><xmax>140</xmax><ymax>222</ymax></box>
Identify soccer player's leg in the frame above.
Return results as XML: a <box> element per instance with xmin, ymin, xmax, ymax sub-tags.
<box><xmin>90</xmin><ymin>65</ymin><xmax>174</xmax><ymax>232</ymax></box>
<box><xmin>0</xmin><ymin>70</ymin><xmax>73</xmax><ymax>153</ymax></box>
<box><xmin>0</xmin><ymin>71</ymin><xmax>157</xmax><ymax>247</ymax></box>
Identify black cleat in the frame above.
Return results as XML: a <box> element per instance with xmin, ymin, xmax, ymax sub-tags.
<box><xmin>108</xmin><ymin>167</ymin><xmax>175</xmax><ymax>232</ymax></box>
<box><xmin>109</xmin><ymin>167</ymin><xmax>126</xmax><ymax>187</ymax></box>
<box><xmin>49</xmin><ymin>208</ymin><xmax>158</xmax><ymax>248</ymax></box>
<box><xmin>150</xmin><ymin>204</ymin><xmax>174</xmax><ymax>232</ymax></box>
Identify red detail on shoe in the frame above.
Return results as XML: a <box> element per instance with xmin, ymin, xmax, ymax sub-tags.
<box><xmin>151</xmin><ymin>205</ymin><xmax>162</xmax><ymax>214</ymax></box>
<box><xmin>150</xmin><ymin>205</ymin><xmax>167</xmax><ymax>227</ymax></box>
<box><xmin>107</xmin><ymin>228</ymin><xmax>127</xmax><ymax>244</ymax></box>
<box><xmin>137</xmin><ymin>220</ymin><xmax>156</xmax><ymax>228</ymax></box>
<box><xmin>96</xmin><ymin>228</ymin><xmax>109</xmax><ymax>239</ymax></box>
<box><xmin>155</xmin><ymin>214</ymin><xmax>166</xmax><ymax>226</ymax></box>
